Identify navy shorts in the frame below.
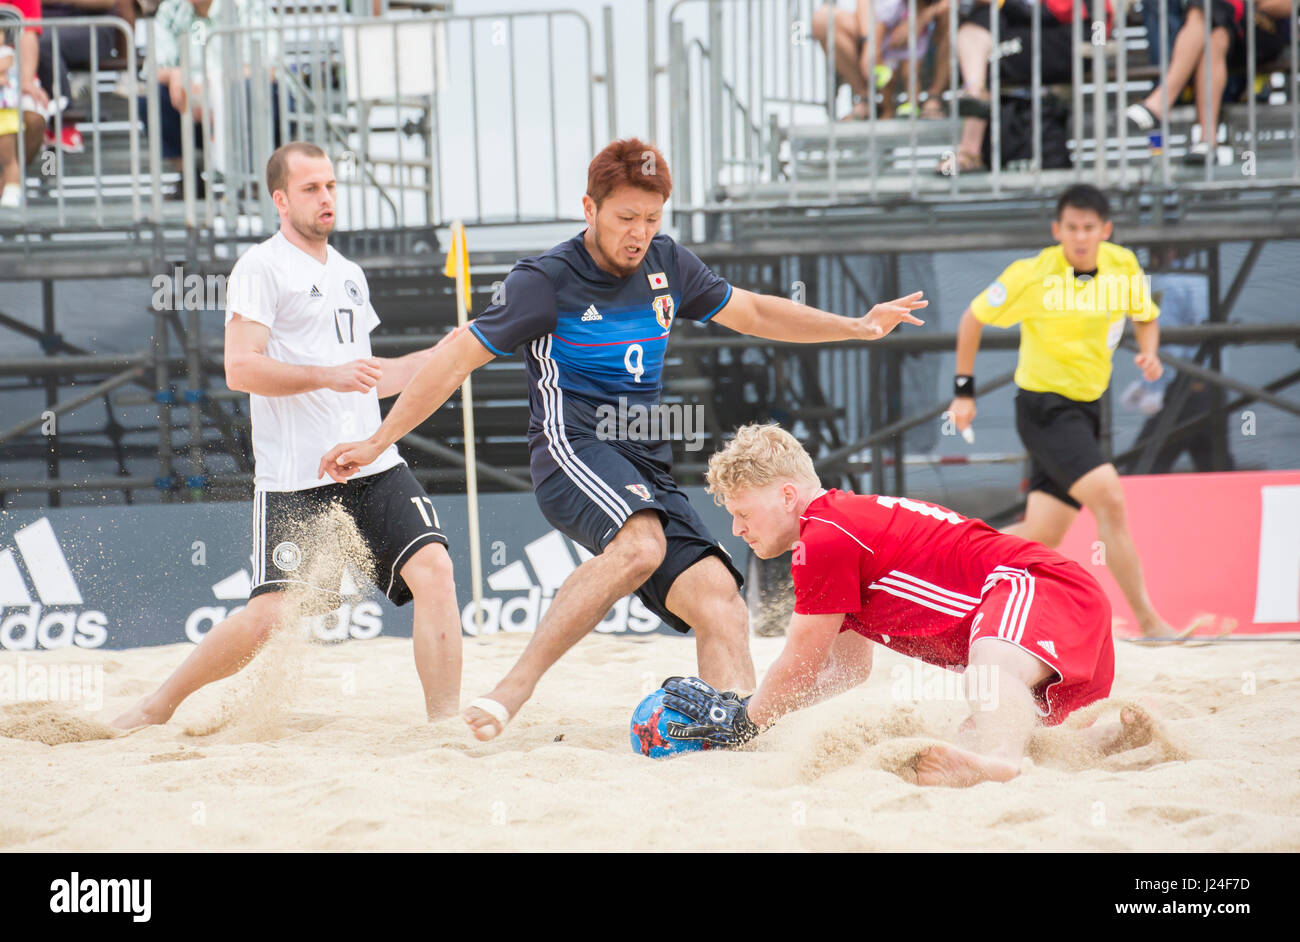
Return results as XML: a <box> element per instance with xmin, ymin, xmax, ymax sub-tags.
<box><xmin>250</xmin><ymin>464</ymin><xmax>449</xmax><ymax>614</ymax></box>
<box><xmin>533</xmin><ymin>438</ymin><xmax>744</xmax><ymax>634</ymax></box>
<box><xmin>1015</xmin><ymin>389</ymin><xmax>1108</xmax><ymax>510</ymax></box>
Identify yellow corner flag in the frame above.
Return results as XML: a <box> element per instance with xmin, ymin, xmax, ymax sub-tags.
<box><xmin>443</xmin><ymin>220</ymin><xmax>472</xmax><ymax>315</ymax></box>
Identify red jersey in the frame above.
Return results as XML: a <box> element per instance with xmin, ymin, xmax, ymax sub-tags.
<box><xmin>792</xmin><ymin>489</ymin><xmax>1115</xmax><ymax>723</ymax></box>
<box><xmin>794</xmin><ymin>489</ymin><xmax>1067</xmax><ymax>666</ymax></box>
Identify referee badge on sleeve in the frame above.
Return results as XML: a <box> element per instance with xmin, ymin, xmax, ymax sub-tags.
<box><xmin>986</xmin><ymin>281</ymin><xmax>1008</xmax><ymax>307</ymax></box>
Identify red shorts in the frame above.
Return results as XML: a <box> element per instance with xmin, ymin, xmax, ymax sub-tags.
<box><xmin>968</xmin><ymin>559</ymin><xmax>1114</xmax><ymax>725</ymax></box>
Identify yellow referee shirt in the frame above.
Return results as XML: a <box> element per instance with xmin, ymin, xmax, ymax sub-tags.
<box><xmin>970</xmin><ymin>242</ymin><xmax>1159</xmax><ymax>402</ymax></box>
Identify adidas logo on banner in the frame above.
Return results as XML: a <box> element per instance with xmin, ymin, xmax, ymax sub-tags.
<box><xmin>581</xmin><ymin>305</ymin><xmax>603</xmax><ymax>322</ymax></box>
<box><xmin>0</xmin><ymin>518</ymin><xmax>107</xmax><ymax>649</ymax></box>
<box><xmin>185</xmin><ymin>558</ymin><xmax>384</xmax><ymax>644</ymax></box>
<box><xmin>309</xmin><ymin>285</ymin><xmax>324</xmax><ymax>298</ymax></box>
<box><xmin>465</xmin><ymin>530</ymin><xmax>661</xmax><ymax>635</ymax></box>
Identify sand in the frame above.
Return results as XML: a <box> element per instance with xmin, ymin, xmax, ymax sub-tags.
<box><xmin>1</xmin><ymin>632</ymin><xmax>1297</xmax><ymax>852</ymax></box>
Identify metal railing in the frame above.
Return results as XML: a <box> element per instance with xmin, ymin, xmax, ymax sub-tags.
<box><xmin>0</xmin><ymin>5</ymin><xmax>612</xmax><ymax>236</ymax></box>
<box><xmin>658</xmin><ymin>0</ymin><xmax>1300</xmax><ymax>210</ymax></box>
<box><xmin>0</xmin><ymin>14</ymin><xmax>143</xmax><ymax>226</ymax></box>
<box><xmin>172</xmin><ymin>6</ymin><xmax>609</xmax><ymax>234</ymax></box>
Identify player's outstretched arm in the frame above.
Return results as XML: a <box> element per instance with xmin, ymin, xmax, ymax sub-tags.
<box><xmin>318</xmin><ymin>326</ymin><xmax>495</xmax><ymax>482</ymax></box>
<box><xmin>225</xmin><ymin>314</ymin><xmax>382</xmax><ymax>397</ymax></box>
<box><xmin>373</xmin><ymin>323</ymin><xmax>472</xmax><ymax>398</ymax></box>
<box><xmin>745</xmin><ymin>611</ymin><xmax>848</xmax><ymax>728</ymax></box>
<box><xmin>710</xmin><ymin>286</ymin><xmax>926</xmax><ymax>343</ymax></box>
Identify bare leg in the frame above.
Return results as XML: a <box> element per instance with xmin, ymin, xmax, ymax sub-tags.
<box><xmin>915</xmin><ymin>637</ymin><xmax>1053</xmax><ymax>787</ymax></box>
<box><xmin>399</xmin><ymin>542</ymin><xmax>462</xmax><ymax>720</ymax></box>
<box><xmin>956</xmin><ymin>21</ymin><xmax>992</xmax><ymax>96</ymax></box>
<box><xmin>663</xmin><ymin>554</ymin><xmax>756</xmax><ymax>693</ymax></box>
<box><xmin>1142</xmin><ymin>8</ymin><xmax>1206</xmax><ymax>116</ymax></box>
<box><xmin>927</xmin><ymin>7</ymin><xmax>952</xmax><ymax>104</ymax></box>
<box><xmin>462</xmin><ymin>510</ymin><xmax>666</xmax><ymax>740</ymax></box>
<box><xmin>111</xmin><ymin>591</ymin><xmax>290</xmax><ymax>729</ymax></box>
<box><xmin>1069</xmin><ymin>464</ymin><xmax>1175</xmax><ymax>638</ymax></box>
<box><xmin>947</xmin><ymin>22</ymin><xmax>992</xmax><ymax>161</ymax></box>
<box><xmin>812</xmin><ymin>5</ymin><xmax>872</xmax><ymax>99</ymax></box>
<box><xmin>1191</xmin><ymin>28</ymin><xmax>1231</xmax><ymax>140</ymax></box>
<box><xmin>0</xmin><ymin>134</ymin><xmax>17</xmax><ymax>190</ymax></box>
<box><xmin>1001</xmin><ymin>489</ymin><xmax>1079</xmax><ymax>549</ymax></box>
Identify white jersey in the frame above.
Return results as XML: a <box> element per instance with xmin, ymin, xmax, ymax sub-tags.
<box><xmin>225</xmin><ymin>231</ymin><xmax>404</xmax><ymax>492</ymax></box>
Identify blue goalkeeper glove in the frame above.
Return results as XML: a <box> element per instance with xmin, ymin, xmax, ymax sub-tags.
<box><xmin>660</xmin><ymin>676</ymin><xmax>762</xmax><ymax>748</ymax></box>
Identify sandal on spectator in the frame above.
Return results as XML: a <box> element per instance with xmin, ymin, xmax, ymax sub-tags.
<box><xmin>1125</xmin><ymin>102</ymin><xmax>1158</xmax><ymax>131</ymax></box>
<box><xmin>936</xmin><ymin>150</ymin><xmax>986</xmax><ymax>175</ymax></box>
<box><xmin>841</xmin><ymin>97</ymin><xmax>872</xmax><ymax>122</ymax></box>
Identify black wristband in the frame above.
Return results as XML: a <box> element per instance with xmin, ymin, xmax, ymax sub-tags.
<box><xmin>954</xmin><ymin>375</ymin><xmax>975</xmax><ymax>398</ymax></box>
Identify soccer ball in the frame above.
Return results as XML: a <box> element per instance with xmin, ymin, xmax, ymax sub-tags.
<box><xmin>629</xmin><ymin>688</ymin><xmax>708</xmax><ymax>758</ymax></box>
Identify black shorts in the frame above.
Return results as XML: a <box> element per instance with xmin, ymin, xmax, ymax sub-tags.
<box><xmin>250</xmin><ymin>464</ymin><xmax>449</xmax><ymax>613</ymax></box>
<box><xmin>532</xmin><ymin>439</ymin><xmax>744</xmax><ymax>634</ymax></box>
<box><xmin>964</xmin><ymin>6</ymin><xmax>1076</xmax><ymax>85</ymax></box>
<box><xmin>1014</xmin><ymin>389</ymin><xmax>1108</xmax><ymax>510</ymax></box>
<box><xmin>1237</xmin><ymin>11</ymin><xmax>1291</xmax><ymax>66</ymax></box>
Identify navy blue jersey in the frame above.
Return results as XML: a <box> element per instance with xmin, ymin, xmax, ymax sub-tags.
<box><xmin>468</xmin><ymin>231</ymin><xmax>733</xmax><ymax>484</ymax></box>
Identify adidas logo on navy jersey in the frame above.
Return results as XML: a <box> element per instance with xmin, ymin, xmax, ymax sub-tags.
<box><xmin>581</xmin><ymin>305</ymin><xmax>602</xmax><ymax>322</ymax></box>
<box><xmin>309</xmin><ymin>285</ymin><xmax>323</xmax><ymax>298</ymax></box>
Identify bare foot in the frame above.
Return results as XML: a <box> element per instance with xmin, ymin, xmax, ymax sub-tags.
<box><xmin>1081</xmin><ymin>703</ymin><xmax>1157</xmax><ymax>756</ymax></box>
<box><xmin>1138</xmin><ymin>618</ymin><xmax>1181</xmax><ymax>640</ymax></box>
<box><xmin>915</xmin><ymin>743</ymin><xmax>1021</xmax><ymax>787</ymax></box>
<box><xmin>111</xmin><ymin>695</ymin><xmax>173</xmax><ymax>730</ymax></box>
<box><xmin>462</xmin><ymin>682</ymin><xmax>530</xmax><ymax>742</ymax></box>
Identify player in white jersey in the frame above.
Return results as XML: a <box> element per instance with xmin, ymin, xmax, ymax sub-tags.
<box><xmin>112</xmin><ymin>142</ymin><xmax>462</xmax><ymax>729</ymax></box>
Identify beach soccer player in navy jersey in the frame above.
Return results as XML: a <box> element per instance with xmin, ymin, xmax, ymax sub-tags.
<box><xmin>319</xmin><ymin>138</ymin><xmax>928</xmax><ymax>741</ymax></box>
<box><xmin>658</xmin><ymin>424</ymin><xmax>1156</xmax><ymax>787</ymax></box>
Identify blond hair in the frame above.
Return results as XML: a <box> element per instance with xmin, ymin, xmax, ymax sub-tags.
<box><xmin>705</xmin><ymin>424</ymin><xmax>820</xmax><ymax>505</ymax></box>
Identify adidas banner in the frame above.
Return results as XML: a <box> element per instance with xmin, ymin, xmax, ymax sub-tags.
<box><xmin>0</xmin><ymin>490</ymin><xmax>747</xmax><ymax>650</ymax></box>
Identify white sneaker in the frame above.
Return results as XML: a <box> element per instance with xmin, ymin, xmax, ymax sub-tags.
<box><xmin>1184</xmin><ymin>141</ymin><xmax>1210</xmax><ymax>165</ymax></box>
<box><xmin>0</xmin><ymin>185</ymin><xmax>21</xmax><ymax>209</ymax></box>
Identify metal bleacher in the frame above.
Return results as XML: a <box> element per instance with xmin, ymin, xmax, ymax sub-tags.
<box><xmin>2</xmin><ymin>0</ymin><xmax>1299</xmax><ymax>509</ymax></box>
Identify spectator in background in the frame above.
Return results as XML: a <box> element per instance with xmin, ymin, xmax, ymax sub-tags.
<box><xmin>937</xmin><ymin>0</ymin><xmax>1111</xmax><ymax>174</ymax></box>
<box><xmin>37</xmin><ymin>1</ymin><xmax>125</xmax><ymax>154</ymax></box>
<box><xmin>1123</xmin><ymin>247</ymin><xmax>1234</xmax><ymax>472</ymax></box>
<box><xmin>0</xmin><ymin>0</ymin><xmax>48</xmax><ymax>209</ymax></box>
<box><xmin>812</xmin><ymin>0</ymin><xmax>952</xmax><ymax>121</ymax></box>
<box><xmin>1125</xmin><ymin>0</ymin><xmax>1294</xmax><ymax>164</ymax></box>
<box><xmin>142</xmin><ymin>0</ymin><xmax>278</xmax><ymax>197</ymax></box>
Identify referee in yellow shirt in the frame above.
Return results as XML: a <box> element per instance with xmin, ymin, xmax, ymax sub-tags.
<box><xmin>947</xmin><ymin>184</ymin><xmax>1176</xmax><ymax>640</ymax></box>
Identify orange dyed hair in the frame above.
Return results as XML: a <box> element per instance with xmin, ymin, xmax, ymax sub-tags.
<box><xmin>586</xmin><ymin>138</ymin><xmax>672</xmax><ymax>207</ymax></box>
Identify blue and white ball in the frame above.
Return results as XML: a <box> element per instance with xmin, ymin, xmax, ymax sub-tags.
<box><xmin>629</xmin><ymin>687</ymin><xmax>708</xmax><ymax>758</ymax></box>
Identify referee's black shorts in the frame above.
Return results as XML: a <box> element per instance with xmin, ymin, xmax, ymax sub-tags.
<box><xmin>1014</xmin><ymin>388</ymin><xmax>1110</xmax><ymax>510</ymax></box>
<box><xmin>249</xmin><ymin>463</ymin><xmax>449</xmax><ymax>614</ymax></box>
<box><xmin>532</xmin><ymin>437</ymin><xmax>743</xmax><ymax>634</ymax></box>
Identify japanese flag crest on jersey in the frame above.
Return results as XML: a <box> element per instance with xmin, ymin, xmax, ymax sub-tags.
<box><xmin>653</xmin><ymin>294</ymin><xmax>675</xmax><ymax>332</ymax></box>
